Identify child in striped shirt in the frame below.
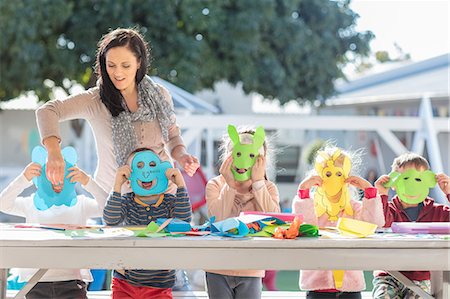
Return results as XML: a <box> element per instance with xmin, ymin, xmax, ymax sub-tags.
<box><xmin>103</xmin><ymin>148</ymin><xmax>192</xmax><ymax>299</ymax></box>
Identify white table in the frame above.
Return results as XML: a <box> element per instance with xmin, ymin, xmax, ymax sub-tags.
<box><xmin>1</xmin><ymin>227</ymin><xmax>449</xmax><ymax>299</ymax></box>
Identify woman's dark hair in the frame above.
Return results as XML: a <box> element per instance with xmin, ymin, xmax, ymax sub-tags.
<box><xmin>95</xmin><ymin>28</ymin><xmax>150</xmax><ymax>117</ymax></box>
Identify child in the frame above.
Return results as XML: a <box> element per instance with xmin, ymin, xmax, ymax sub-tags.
<box><xmin>103</xmin><ymin>148</ymin><xmax>192</xmax><ymax>299</ymax></box>
<box><xmin>372</xmin><ymin>152</ymin><xmax>450</xmax><ymax>299</ymax></box>
<box><xmin>205</xmin><ymin>125</ymin><xmax>280</xmax><ymax>299</ymax></box>
<box><xmin>292</xmin><ymin>146</ymin><xmax>385</xmax><ymax>299</ymax></box>
<box><xmin>0</xmin><ymin>147</ymin><xmax>107</xmax><ymax>299</ymax></box>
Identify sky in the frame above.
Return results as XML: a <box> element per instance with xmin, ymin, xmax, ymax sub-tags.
<box><xmin>350</xmin><ymin>0</ymin><xmax>449</xmax><ymax>62</ymax></box>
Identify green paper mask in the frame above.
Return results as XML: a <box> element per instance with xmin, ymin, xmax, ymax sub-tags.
<box><xmin>228</xmin><ymin>125</ymin><xmax>265</xmax><ymax>181</ymax></box>
<box><xmin>385</xmin><ymin>169</ymin><xmax>436</xmax><ymax>204</ymax></box>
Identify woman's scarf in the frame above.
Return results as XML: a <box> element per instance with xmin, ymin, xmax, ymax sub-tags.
<box><xmin>111</xmin><ymin>77</ymin><xmax>175</xmax><ymax>166</ymax></box>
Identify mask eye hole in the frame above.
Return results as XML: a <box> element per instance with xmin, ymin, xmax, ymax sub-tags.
<box><xmin>404</xmin><ymin>177</ymin><xmax>409</xmax><ymax>180</ymax></box>
<box><xmin>249</xmin><ymin>153</ymin><xmax>255</xmax><ymax>158</ymax></box>
<box><xmin>326</xmin><ymin>171</ymin><xmax>332</xmax><ymax>177</ymax></box>
<box><xmin>415</xmin><ymin>178</ymin><xmax>422</xmax><ymax>182</ymax></box>
<box><xmin>336</xmin><ymin>171</ymin><xmax>342</xmax><ymax>177</ymax></box>
<box><xmin>149</xmin><ymin>161</ymin><xmax>156</xmax><ymax>167</ymax></box>
<box><xmin>137</xmin><ymin>161</ymin><xmax>144</xmax><ymax>169</ymax></box>
<box><xmin>236</xmin><ymin>152</ymin><xmax>241</xmax><ymax>157</ymax></box>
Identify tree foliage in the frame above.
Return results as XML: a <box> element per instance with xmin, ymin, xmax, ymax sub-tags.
<box><xmin>0</xmin><ymin>0</ymin><xmax>373</xmax><ymax>104</ymax></box>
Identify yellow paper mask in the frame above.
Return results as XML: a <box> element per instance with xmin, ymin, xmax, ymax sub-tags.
<box><xmin>313</xmin><ymin>149</ymin><xmax>353</xmax><ymax>221</ymax></box>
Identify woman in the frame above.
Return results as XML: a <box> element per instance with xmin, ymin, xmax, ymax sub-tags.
<box><xmin>36</xmin><ymin>28</ymin><xmax>199</xmax><ymax>193</ymax></box>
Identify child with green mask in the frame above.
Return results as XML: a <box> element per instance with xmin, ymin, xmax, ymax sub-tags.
<box><xmin>204</xmin><ymin>125</ymin><xmax>280</xmax><ymax>299</ymax></box>
<box><xmin>372</xmin><ymin>152</ymin><xmax>450</xmax><ymax>299</ymax></box>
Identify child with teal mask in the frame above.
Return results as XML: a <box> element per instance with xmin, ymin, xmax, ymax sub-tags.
<box><xmin>0</xmin><ymin>146</ymin><xmax>107</xmax><ymax>299</ymax></box>
<box><xmin>204</xmin><ymin>125</ymin><xmax>280</xmax><ymax>299</ymax></box>
<box><xmin>372</xmin><ymin>152</ymin><xmax>450</xmax><ymax>299</ymax></box>
<box><xmin>103</xmin><ymin>148</ymin><xmax>192</xmax><ymax>299</ymax></box>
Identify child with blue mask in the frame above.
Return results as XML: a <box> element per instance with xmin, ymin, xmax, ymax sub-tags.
<box><xmin>103</xmin><ymin>148</ymin><xmax>192</xmax><ymax>299</ymax></box>
<box><xmin>0</xmin><ymin>146</ymin><xmax>107</xmax><ymax>299</ymax></box>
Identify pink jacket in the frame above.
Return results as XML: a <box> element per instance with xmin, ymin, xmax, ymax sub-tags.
<box><xmin>205</xmin><ymin>175</ymin><xmax>280</xmax><ymax>277</ymax></box>
<box><xmin>292</xmin><ymin>188</ymin><xmax>385</xmax><ymax>292</ymax></box>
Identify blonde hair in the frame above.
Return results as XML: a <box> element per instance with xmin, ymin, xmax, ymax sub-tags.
<box><xmin>307</xmin><ymin>142</ymin><xmax>365</xmax><ymax>199</ymax></box>
<box><xmin>309</xmin><ymin>142</ymin><xmax>364</xmax><ymax>177</ymax></box>
<box><xmin>391</xmin><ymin>152</ymin><xmax>430</xmax><ymax>172</ymax></box>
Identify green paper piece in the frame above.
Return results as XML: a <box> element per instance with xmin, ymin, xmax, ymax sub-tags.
<box><xmin>386</xmin><ymin>169</ymin><xmax>436</xmax><ymax>204</ymax></box>
<box><xmin>228</xmin><ymin>125</ymin><xmax>265</xmax><ymax>181</ymax></box>
<box><xmin>146</xmin><ymin>222</ymin><xmax>160</xmax><ymax>233</ymax></box>
<box><xmin>299</xmin><ymin>224</ymin><xmax>319</xmax><ymax>237</ymax></box>
<box><xmin>134</xmin><ymin>222</ymin><xmax>166</xmax><ymax>237</ymax></box>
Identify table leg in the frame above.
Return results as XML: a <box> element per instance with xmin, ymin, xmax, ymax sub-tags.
<box><xmin>388</xmin><ymin>271</ymin><xmax>434</xmax><ymax>299</ymax></box>
<box><xmin>440</xmin><ymin>271</ymin><xmax>449</xmax><ymax>299</ymax></box>
<box><xmin>0</xmin><ymin>269</ymin><xmax>7</xmax><ymax>299</ymax></box>
<box><xmin>13</xmin><ymin>269</ymin><xmax>48</xmax><ymax>299</ymax></box>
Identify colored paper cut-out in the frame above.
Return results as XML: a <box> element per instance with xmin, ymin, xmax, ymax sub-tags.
<box><xmin>385</xmin><ymin>169</ymin><xmax>436</xmax><ymax>204</ymax></box>
<box><xmin>211</xmin><ymin>218</ymin><xmax>249</xmax><ymax>238</ymax></box>
<box><xmin>156</xmin><ymin>218</ymin><xmax>191</xmax><ymax>233</ymax></box>
<box><xmin>134</xmin><ymin>222</ymin><xmax>170</xmax><ymax>238</ymax></box>
<box><xmin>313</xmin><ymin>149</ymin><xmax>353</xmax><ymax>221</ymax></box>
<box><xmin>228</xmin><ymin>124</ymin><xmax>265</xmax><ymax>181</ymax></box>
<box><xmin>31</xmin><ymin>146</ymin><xmax>78</xmax><ymax>211</ymax></box>
<box><xmin>240</xmin><ymin>211</ymin><xmax>304</xmax><ymax>222</ymax></box>
<box><xmin>299</xmin><ymin>224</ymin><xmax>319</xmax><ymax>237</ymax></box>
<box><xmin>333</xmin><ymin>270</ymin><xmax>345</xmax><ymax>289</ymax></box>
<box><xmin>337</xmin><ymin>217</ymin><xmax>377</xmax><ymax>238</ymax></box>
<box><xmin>391</xmin><ymin>222</ymin><xmax>450</xmax><ymax>234</ymax></box>
<box><xmin>129</xmin><ymin>150</ymin><xmax>172</xmax><ymax>196</ymax></box>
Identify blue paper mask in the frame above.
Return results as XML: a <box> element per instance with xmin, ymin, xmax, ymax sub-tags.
<box><xmin>31</xmin><ymin>146</ymin><xmax>78</xmax><ymax>211</ymax></box>
<box><xmin>129</xmin><ymin>150</ymin><xmax>171</xmax><ymax>196</ymax></box>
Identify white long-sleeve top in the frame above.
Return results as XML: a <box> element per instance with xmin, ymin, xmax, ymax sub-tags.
<box><xmin>0</xmin><ymin>173</ymin><xmax>107</xmax><ymax>282</ymax></box>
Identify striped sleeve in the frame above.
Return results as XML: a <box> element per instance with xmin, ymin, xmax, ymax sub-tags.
<box><xmin>170</xmin><ymin>187</ymin><xmax>192</xmax><ymax>223</ymax></box>
<box><xmin>103</xmin><ymin>192</ymin><xmax>128</xmax><ymax>225</ymax></box>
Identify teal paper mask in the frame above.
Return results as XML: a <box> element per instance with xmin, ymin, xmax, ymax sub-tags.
<box><xmin>228</xmin><ymin>125</ymin><xmax>265</xmax><ymax>181</ymax></box>
<box><xmin>129</xmin><ymin>150</ymin><xmax>171</xmax><ymax>196</ymax></box>
<box><xmin>31</xmin><ymin>146</ymin><xmax>78</xmax><ymax>211</ymax></box>
<box><xmin>385</xmin><ymin>169</ymin><xmax>436</xmax><ymax>204</ymax></box>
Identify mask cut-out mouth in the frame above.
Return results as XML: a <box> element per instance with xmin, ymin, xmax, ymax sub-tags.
<box><xmin>138</xmin><ymin>179</ymin><xmax>156</xmax><ymax>190</ymax></box>
<box><xmin>234</xmin><ymin>166</ymin><xmax>248</xmax><ymax>174</ymax></box>
<box><xmin>402</xmin><ymin>193</ymin><xmax>421</xmax><ymax>200</ymax></box>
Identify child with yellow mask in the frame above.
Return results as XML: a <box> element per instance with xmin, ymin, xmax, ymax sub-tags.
<box><xmin>292</xmin><ymin>146</ymin><xmax>385</xmax><ymax>299</ymax></box>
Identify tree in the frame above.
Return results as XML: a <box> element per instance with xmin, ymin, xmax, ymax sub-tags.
<box><xmin>0</xmin><ymin>0</ymin><xmax>373</xmax><ymax>105</ymax></box>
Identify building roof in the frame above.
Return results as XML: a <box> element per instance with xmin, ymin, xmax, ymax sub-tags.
<box><xmin>151</xmin><ymin>76</ymin><xmax>219</xmax><ymax>114</ymax></box>
<box><xmin>1</xmin><ymin>76</ymin><xmax>219</xmax><ymax>114</ymax></box>
<box><xmin>332</xmin><ymin>53</ymin><xmax>449</xmax><ymax>104</ymax></box>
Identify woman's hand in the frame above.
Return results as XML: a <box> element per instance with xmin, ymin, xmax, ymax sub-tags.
<box><xmin>43</xmin><ymin>137</ymin><xmax>65</xmax><ymax>185</ymax></box>
<box><xmin>251</xmin><ymin>155</ymin><xmax>266</xmax><ymax>182</ymax></box>
<box><xmin>345</xmin><ymin>176</ymin><xmax>372</xmax><ymax>190</ymax></box>
<box><xmin>66</xmin><ymin>166</ymin><xmax>89</xmax><ymax>186</ymax></box>
<box><xmin>436</xmin><ymin>173</ymin><xmax>450</xmax><ymax>194</ymax></box>
<box><xmin>375</xmin><ymin>175</ymin><xmax>390</xmax><ymax>196</ymax></box>
<box><xmin>114</xmin><ymin>165</ymin><xmax>131</xmax><ymax>193</ymax></box>
<box><xmin>298</xmin><ymin>175</ymin><xmax>322</xmax><ymax>190</ymax></box>
<box><xmin>177</xmin><ymin>154</ymin><xmax>199</xmax><ymax>177</ymax></box>
<box><xmin>22</xmin><ymin>163</ymin><xmax>42</xmax><ymax>181</ymax></box>
<box><xmin>219</xmin><ymin>154</ymin><xmax>237</xmax><ymax>190</ymax></box>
